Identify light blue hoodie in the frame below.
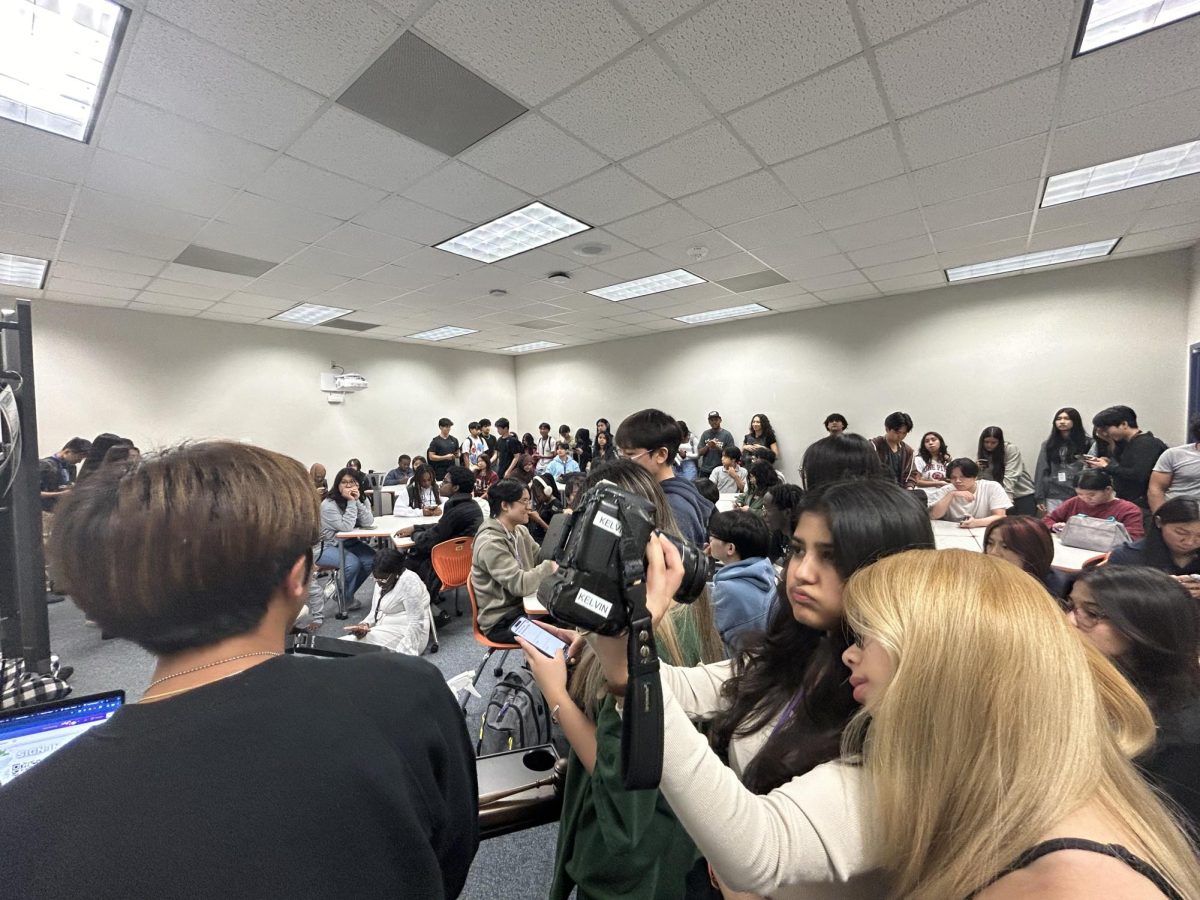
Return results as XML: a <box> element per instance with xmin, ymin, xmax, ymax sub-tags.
<box><xmin>711</xmin><ymin>556</ymin><xmax>777</xmax><ymax>653</ymax></box>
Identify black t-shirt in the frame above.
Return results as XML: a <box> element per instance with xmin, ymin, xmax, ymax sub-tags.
<box><xmin>0</xmin><ymin>654</ymin><xmax>478</xmax><ymax>899</ymax></box>
<box><xmin>495</xmin><ymin>434</ymin><xmax>522</xmax><ymax>479</ymax></box>
<box><xmin>427</xmin><ymin>435</ymin><xmax>461</xmax><ymax>479</ymax></box>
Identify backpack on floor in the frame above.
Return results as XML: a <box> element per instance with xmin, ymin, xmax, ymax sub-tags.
<box><xmin>477</xmin><ymin>667</ymin><xmax>552</xmax><ymax>756</ymax></box>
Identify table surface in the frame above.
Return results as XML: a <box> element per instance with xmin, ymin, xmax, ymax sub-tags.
<box><xmin>930</xmin><ymin>518</ymin><xmax>1095</xmax><ymax>571</ymax></box>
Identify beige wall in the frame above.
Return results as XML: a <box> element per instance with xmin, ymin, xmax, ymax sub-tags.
<box><xmin>30</xmin><ymin>303</ymin><xmax>518</xmax><ymax>472</ymax></box>
<box><xmin>1189</xmin><ymin>243</ymin><xmax>1200</xmax><ymax>345</ymax></box>
<box><xmin>515</xmin><ymin>249</ymin><xmax>1192</xmax><ymax>475</ymax></box>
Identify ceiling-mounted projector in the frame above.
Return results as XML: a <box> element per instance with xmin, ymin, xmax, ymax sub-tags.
<box><xmin>334</xmin><ymin>372</ymin><xmax>368</xmax><ymax>392</ymax></box>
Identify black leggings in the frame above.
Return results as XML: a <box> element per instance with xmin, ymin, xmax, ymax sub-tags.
<box><xmin>1012</xmin><ymin>494</ymin><xmax>1037</xmax><ymax>516</ymax></box>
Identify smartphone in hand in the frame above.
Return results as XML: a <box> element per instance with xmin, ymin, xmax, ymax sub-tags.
<box><xmin>513</xmin><ymin>616</ymin><xmax>567</xmax><ymax>658</ymax></box>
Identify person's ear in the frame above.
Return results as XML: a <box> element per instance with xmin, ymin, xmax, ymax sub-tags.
<box><xmin>281</xmin><ymin>554</ymin><xmax>309</xmax><ymax>605</ymax></box>
<box><xmin>653</xmin><ymin>447</ymin><xmax>670</xmax><ymax>466</ymax></box>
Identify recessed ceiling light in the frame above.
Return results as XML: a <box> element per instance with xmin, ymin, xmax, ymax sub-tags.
<box><xmin>0</xmin><ymin>0</ymin><xmax>129</xmax><ymax>141</ymax></box>
<box><xmin>1075</xmin><ymin>0</ymin><xmax>1200</xmax><ymax>56</ymax></box>
<box><xmin>572</xmin><ymin>242</ymin><xmax>609</xmax><ymax>258</ymax></box>
<box><xmin>271</xmin><ymin>303</ymin><xmax>353</xmax><ymax>325</ymax></box>
<box><xmin>674</xmin><ymin>303</ymin><xmax>770</xmax><ymax>324</ymax></box>
<box><xmin>1041</xmin><ymin>140</ymin><xmax>1200</xmax><ymax>206</ymax></box>
<box><xmin>944</xmin><ymin>239</ymin><xmax>1119</xmax><ymax>282</ymax></box>
<box><xmin>436</xmin><ymin>202</ymin><xmax>590</xmax><ymax>263</ymax></box>
<box><xmin>407</xmin><ymin>325</ymin><xmax>477</xmax><ymax>341</ymax></box>
<box><xmin>500</xmin><ymin>340</ymin><xmax>562</xmax><ymax>353</ymax></box>
<box><xmin>0</xmin><ymin>251</ymin><xmax>49</xmax><ymax>289</ymax></box>
<box><xmin>588</xmin><ymin>269</ymin><xmax>706</xmax><ymax>302</ymax></box>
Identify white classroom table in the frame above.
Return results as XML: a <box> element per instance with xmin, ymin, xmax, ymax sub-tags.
<box><xmin>716</xmin><ymin>493</ymin><xmax>739</xmax><ymax>512</ymax></box>
<box><xmin>929</xmin><ymin>518</ymin><xmax>1097</xmax><ymax>572</ymax></box>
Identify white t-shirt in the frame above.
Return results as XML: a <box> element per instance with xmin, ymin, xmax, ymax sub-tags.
<box><xmin>1153</xmin><ymin>444</ymin><xmax>1200</xmax><ymax>500</ymax></box>
<box><xmin>929</xmin><ymin>480</ymin><xmax>1012</xmax><ymax>520</ymax></box>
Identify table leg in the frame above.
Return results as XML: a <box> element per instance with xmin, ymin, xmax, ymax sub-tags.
<box><xmin>336</xmin><ymin>539</ymin><xmax>348</xmax><ymax>619</ymax></box>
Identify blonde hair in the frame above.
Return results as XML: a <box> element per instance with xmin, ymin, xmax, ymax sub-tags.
<box><xmin>843</xmin><ymin>549</ymin><xmax>1200</xmax><ymax>899</ymax></box>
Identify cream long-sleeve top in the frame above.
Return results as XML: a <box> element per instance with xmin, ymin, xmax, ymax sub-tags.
<box><xmin>656</xmin><ymin>661</ymin><xmax>886</xmax><ymax>899</ymax></box>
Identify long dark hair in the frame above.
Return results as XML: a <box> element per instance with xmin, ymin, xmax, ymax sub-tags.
<box><xmin>749</xmin><ymin>413</ymin><xmax>777</xmax><ymax>446</ymax></box>
<box><xmin>76</xmin><ymin>433</ymin><xmax>127</xmax><ymax>483</ymax></box>
<box><xmin>1045</xmin><ymin>407</ymin><xmax>1088</xmax><ymax>458</ymax></box>
<box><xmin>977</xmin><ymin>426</ymin><xmax>1007</xmax><ymax>483</ymax></box>
<box><xmin>800</xmin><ymin>433</ymin><xmax>882</xmax><ymax>491</ymax></box>
<box><xmin>1143</xmin><ymin>497</ymin><xmax>1200</xmax><ymax>568</ymax></box>
<box><xmin>329</xmin><ymin>467</ymin><xmax>360</xmax><ymax>511</ymax></box>
<box><xmin>521</xmin><ymin>432</ymin><xmax>537</xmax><ymax>454</ymax></box>
<box><xmin>1075</xmin><ymin>566</ymin><xmax>1200</xmax><ymax>714</ymax></box>
<box><xmin>593</xmin><ymin>431</ymin><xmax>616</xmax><ymax>462</ymax></box>
<box><xmin>712</xmin><ymin>480</ymin><xmax>935</xmax><ymax>794</ymax></box>
<box><xmin>747</xmin><ymin>460</ymin><xmax>780</xmax><ymax>498</ymax></box>
<box><xmin>406</xmin><ymin>465</ymin><xmax>436</xmax><ymax>509</ymax></box>
<box><xmin>917</xmin><ymin>431</ymin><xmax>950</xmax><ymax>465</ymax></box>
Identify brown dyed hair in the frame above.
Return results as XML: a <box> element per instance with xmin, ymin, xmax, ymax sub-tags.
<box><xmin>50</xmin><ymin>441</ymin><xmax>320</xmax><ymax>655</ymax></box>
<box><xmin>983</xmin><ymin>515</ymin><xmax>1054</xmax><ymax>580</ymax></box>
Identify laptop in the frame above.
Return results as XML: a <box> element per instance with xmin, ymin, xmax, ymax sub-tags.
<box><xmin>0</xmin><ymin>691</ymin><xmax>124</xmax><ymax>787</ymax></box>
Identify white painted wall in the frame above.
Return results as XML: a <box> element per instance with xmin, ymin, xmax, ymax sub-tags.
<box><xmin>1188</xmin><ymin>242</ymin><xmax>1200</xmax><ymax>345</ymax></box>
<box><xmin>515</xmin><ymin>250</ymin><xmax>1192</xmax><ymax>476</ymax></box>
<box><xmin>30</xmin><ymin>303</ymin><xmax>518</xmax><ymax>473</ymax></box>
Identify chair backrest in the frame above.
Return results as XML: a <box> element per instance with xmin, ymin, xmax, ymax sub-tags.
<box><xmin>466</xmin><ymin>577</ymin><xmax>517</xmax><ymax>649</ymax></box>
<box><xmin>431</xmin><ymin>536</ymin><xmax>474</xmax><ymax>589</ymax></box>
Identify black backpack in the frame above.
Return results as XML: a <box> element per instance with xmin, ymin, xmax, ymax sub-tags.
<box><xmin>477</xmin><ymin>667</ymin><xmax>552</xmax><ymax>756</ymax></box>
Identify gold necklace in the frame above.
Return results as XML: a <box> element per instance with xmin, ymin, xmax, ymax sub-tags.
<box><xmin>141</xmin><ymin>651</ymin><xmax>281</xmax><ymax>702</ymax></box>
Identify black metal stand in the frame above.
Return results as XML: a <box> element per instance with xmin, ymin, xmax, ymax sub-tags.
<box><xmin>0</xmin><ymin>300</ymin><xmax>52</xmax><ymax>672</ymax></box>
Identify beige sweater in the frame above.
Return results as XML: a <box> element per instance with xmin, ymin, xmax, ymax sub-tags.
<box><xmin>469</xmin><ymin>517</ymin><xmax>555</xmax><ymax>634</ymax></box>
<box><xmin>658</xmin><ymin>663</ymin><xmax>886</xmax><ymax>898</ymax></box>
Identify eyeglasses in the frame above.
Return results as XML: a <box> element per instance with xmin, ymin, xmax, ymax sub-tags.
<box><xmin>616</xmin><ymin>448</ymin><xmax>649</xmax><ymax>461</ymax></box>
<box><xmin>1066</xmin><ymin>599</ymin><xmax>1108</xmax><ymax>629</ymax></box>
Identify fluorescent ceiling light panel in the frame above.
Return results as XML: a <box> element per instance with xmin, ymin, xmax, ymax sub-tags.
<box><xmin>589</xmin><ymin>269</ymin><xmax>706</xmax><ymax>302</ymax></box>
<box><xmin>407</xmin><ymin>325</ymin><xmax>477</xmax><ymax>341</ymax></box>
<box><xmin>500</xmin><ymin>340</ymin><xmax>562</xmax><ymax>353</ymax></box>
<box><xmin>436</xmin><ymin>202</ymin><xmax>589</xmax><ymax>263</ymax></box>
<box><xmin>1042</xmin><ymin>140</ymin><xmax>1200</xmax><ymax>206</ymax></box>
<box><xmin>944</xmin><ymin>239</ymin><xmax>1119</xmax><ymax>282</ymax></box>
<box><xmin>1076</xmin><ymin>0</ymin><xmax>1200</xmax><ymax>55</ymax></box>
<box><xmin>271</xmin><ymin>303</ymin><xmax>353</xmax><ymax>325</ymax></box>
<box><xmin>0</xmin><ymin>0</ymin><xmax>128</xmax><ymax>141</ymax></box>
<box><xmin>0</xmin><ymin>251</ymin><xmax>49</xmax><ymax>288</ymax></box>
<box><xmin>674</xmin><ymin>303</ymin><xmax>770</xmax><ymax>324</ymax></box>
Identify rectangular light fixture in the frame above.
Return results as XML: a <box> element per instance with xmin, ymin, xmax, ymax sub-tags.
<box><xmin>271</xmin><ymin>303</ymin><xmax>353</xmax><ymax>325</ymax></box>
<box><xmin>407</xmin><ymin>325</ymin><xmax>477</xmax><ymax>341</ymax></box>
<box><xmin>1042</xmin><ymin>140</ymin><xmax>1200</xmax><ymax>206</ymax></box>
<box><xmin>436</xmin><ymin>202</ymin><xmax>590</xmax><ymax>263</ymax></box>
<box><xmin>674</xmin><ymin>303</ymin><xmax>770</xmax><ymax>324</ymax></box>
<box><xmin>589</xmin><ymin>269</ymin><xmax>706</xmax><ymax>302</ymax></box>
<box><xmin>945</xmin><ymin>239</ymin><xmax>1119</xmax><ymax>282</ymax></box>
<box><xmin>500</xmin><ymin>340</ymin><xmax>562</xmax><ymax>353</ymax></box>
<box><xmin>0</xmin><ymin>0</ymin><xmax>129</xmax><ymax>141</ymax></box>
<box><xmin>0</xmin><ymin>251</ymin><xmax>49</xmax><ymax>289</ymax></box>
<box><xmin>1075</xmin><ymin>0</ymin><xmax>1200</xmax><ymax>55</ymax></box>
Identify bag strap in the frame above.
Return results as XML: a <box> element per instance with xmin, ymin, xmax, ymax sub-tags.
<box><xmin>616</xmin><ymin>513</ymin><xmax>663</xmax><ymax>790</ymax></box>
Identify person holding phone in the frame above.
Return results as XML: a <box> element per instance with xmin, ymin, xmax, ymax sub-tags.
<box><xmin>397</xmin><ymin>465</ymin><xmax>442</xmax><ymax>518</ymax></box>
<box><xmin>1109</xmin><ymin>497</ymin><xmax>1200</xmax><ymax>599</ymax></box>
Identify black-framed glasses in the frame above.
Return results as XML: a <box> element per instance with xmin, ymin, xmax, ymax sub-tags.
<box><xmin>1066</xmin><ymin>599</ymin><xmax>1107</xmax><ymax>629</ymax></box>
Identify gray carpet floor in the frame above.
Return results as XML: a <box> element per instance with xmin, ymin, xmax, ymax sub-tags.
<box><xmin>46</xmin><ymin>581</ymin><xmax>559</xmax><ymax>900</ymax></box>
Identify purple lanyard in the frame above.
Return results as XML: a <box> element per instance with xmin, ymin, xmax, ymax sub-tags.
<box><xmin>770</xmin><ymin>690</ymin><xmax>804</xmax><ymax>738</ymax></box>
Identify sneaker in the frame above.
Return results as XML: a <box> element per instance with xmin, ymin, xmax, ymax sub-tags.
<box><xmin>56</xmin><ymin>666</ymin><xmax>73</xmax><ymax>682</ymax></box>
<box><xmin>434</xmin><ymin>610</ymin><xmax>452</xmax><ymax>627</ymax></box>
<box><xmin>45</xmin><ymin>591</ymin><xmax>66</xmax><ymax>605</ymax></box>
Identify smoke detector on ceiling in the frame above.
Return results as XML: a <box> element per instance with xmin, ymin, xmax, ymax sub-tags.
<box><xmin>546</xmin><ymin>271</ymin><xmax>572</xmax><ymax>284</ymax></box>
<box><xmin>686</xmin><ymin>245</ymin><xmax>709</xmax><ymax>261</ymax></box>
<box><xmin>572</xmin><ymin>242</ymin><xmax>610</xmax><ymax>258</ymax></box>
<box><xmin>488</xmin><ymin>288</ymin><xmax>508</xmax><ymax>297</ymax></box>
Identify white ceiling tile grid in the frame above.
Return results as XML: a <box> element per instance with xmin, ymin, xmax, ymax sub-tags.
<box><xmin>3</xmin><ymin>0</ymin><xmax>1199</xmax><ymax>351</ymax></box>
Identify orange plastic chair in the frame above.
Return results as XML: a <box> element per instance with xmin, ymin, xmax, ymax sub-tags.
<box><xmin>431</xmin><ymin>536</ymin><xmax>474</xmax><ymax>616</ymax></box>
<box><xmin>463</xmin><ymin>578</ymin><xmax>519</xmax><ymax>712</ymax></box>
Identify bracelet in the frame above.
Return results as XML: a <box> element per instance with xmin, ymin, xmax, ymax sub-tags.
<box><xmin>550</xmin><ymin>704</ymin><xmax>560</xmax><ymax>724</ymax></box>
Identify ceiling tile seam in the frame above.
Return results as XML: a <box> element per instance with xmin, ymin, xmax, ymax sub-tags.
<box><xmin>607</xmin><ymin>0</ymin><xmax>722</xmax><ymax>36</ymax></box>
<box><xmin>860</xmin><ymin>0</ymin><xmax>992</xmax><ymax>53</ymax></box>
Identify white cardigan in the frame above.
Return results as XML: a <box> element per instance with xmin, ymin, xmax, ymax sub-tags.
<box><xmin>657</xmin><ymin>663</ymin><xmax>885</xmax><ymax>898</ymax></box>
<box><xmin>339</xmin><ymin>571</ymin><xmax>429</xmax><ymax>655</ymax></box>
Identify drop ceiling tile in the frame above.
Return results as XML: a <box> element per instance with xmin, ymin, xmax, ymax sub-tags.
<box><xmin>127</xmin><ymin>302</ymin><xmax>204</xmax><ymax>318</ymax></box>
<box><xmin>806</xmin><ymin>175</ymin><xmax>917</xmax><ymax>229</ymax></box>
<box><xmin>288</xmin><ymin>106</ymin><xmax>447</xmax><ymax>192</ymax></box>
<box><xmin>415</xmin><ymin>0</ymin><xmax>639</xmax><ymax>105</ymax></box>
<box><xmin>143</xmin><ymin>278</ymin><xmax>231</xmax><ymax>301</ymax></box>
<box><xmin>1033</xmin><ymin>185</ymin><xmax>1157</xmax><ymax>232</ymax></box>
<box><xmin>846</xmin><ymin>234</ymin><xmax>935</xmax><ymax>267</ymax></box>
<box><xmin>764</xmin><ymin>293</ymin><xmax>823</xmax><ymax>311</ymax></box>
<box><xmin>460</xmin><ymin>114</ymin><xmax>607</xmax><ymax>196</ymax></box>
<box><xmin>313</xmin><ymin>224</ymin><xmax>421</xmax><ymax>264</ymax></box>
<box><xmin>541</xmin><ymin>46</ymin><xmax>712</xmax><ymax>159</ymax></box>
<box><xmin>544</xmin><ymin>166</ymin><xmax>665</xmax><ymax>226</ymax></box>
<box><xmin>0</xmin><ymin>167</ymin><xmax>77</xmax><ymax>214</ymax></box>
<box><xmin>617</xmin><ymin>0</ymin><xmax>705</xmax><ymax>33</ymax></box>
<box><xmin>199</xmin><ymin>310</ymin><xmax>263</xmax><ymax>323</ymax></box>
<box><xmin>718</xmin><ymin>205</ymin><xmax>823</xmax><ymax>249</ymax></box>
<box><xmin>1026</xmin><ymin>223</ymin><xmax>1127</xmax><ymax>251</ymax></box>
<box><xmin>134</xmin><ymin>291</ymin><xmax>214</xmax><ymax>310</ymax></box>
<box><xmin>728</xmin><ymin>57</ymin><xmax>888</xmax><ymax>164</ymax></box>
<box><xmin>1150</xmin><ymin>177</ymin><xmax>1200</xmax><ymax>208</ymax></box>
<box><xmin>545</xmin><ymin>229</ymin><xmax>639</xmax><ymax>263</ymax></box>
<box><xmin>356</xmin><ymin>264</ymin><xmax>443</xmax><ymax>293</ymax></box>
<box><xmin>651</xmin><ymin>230</ymin><xmax>742</xmax><ymax>267</ymax></box>
<box><xmin>147</xmin><ymin>0</ymin><xmax>399</xmax><ymax>95</ymax></box>
<box><xmin>607</xmin><ymin>203</ymin><xmax>710</xmax><ymax>247</ymax></box>
<box><xmin>63</xmin><ymin>218</ymin><xmax>188</xmax><ymax>260</ymax></box>
<box><xmin>817</xmin><ymin>284</ymin><xmax>884</xmax><ymax>303</ymax></box>
<box><xmin>657</xmin><ymin>0</ymin><xmax>862</xmax><ymax>112</ymax></box>
<box><xmin>351</xmin><ymin>195</ymin><xmax>472</xmax><ymax>243</ymax></box>
<box><xmin>249</xmin><ymin>264</ymin><xmax>348</xmax><ymax>290</ymax></box>
<box><xmin>0</xmin><ymin>229</ymin><xmax>56</xmax><ymax>260</ymax></box>
<box><xmin>931</xmin><ymin>213</ymin><xmax>1033</xmax><ymax>252</ymax></box>
<box><xmin>71</xmin><ymin>189</ymin><xmax>207</xmax><ymax>241</ymax></box>
<box><xmin>490</xmin><ymin>247</ymin><xmax>576</xmax><ymax>277</ymax></box>
<box><xmin>753</xmin><ymin>232</ymin><xmax>842</xmax><ymax>266</ymax></box>
<box><xmin>900</xmin><ymin>70</ymin><xmax>1060</xmax><ymax>169</ymax></box>
<box><xmin>318</xmin><ymin>279</ymin><xmax>403</xmax><ymax>305</ymax></box>
<box><xmin>44</xmin><ymin>279</ymin><xmax>138</xmax><ymax>301</ymax></box>
<box><xmin>401</xmin><ymin>162</ymin><xmax>532</xmax><ymax>223</ymax></box>
<box><xmin>827</xmin><ymin>209</ymin><xmax>926</xmax><ymax>251</ymax></box>
<box><xmin>0</xmin><ymin>203</ymin><xmax>65</xmax><ymax>239</ymax></box>
<box><xmin>43</xmin><ymin>293</ymin><xmax>128</xmax><ymax>309</ymax></box>
<box><xmin>772</xmin><ymin>127</ymin><xmax>905</xmax><ymax>201</ymax></box>
<box><xmin>861</xmin><ymin>254</ymin><xmax>940</xmax><ymax>281</ymax></box>
<box><xmin>157</xmin><ymin>263</ymin><xmax>254</xmax><ymax>290</ymax></box>
<box><xmin>117</xmin><ymin>15</ymin><xmax>324</xmax><ymax>149</ymax></box>
<box><xmin>622</xmin><ymin>122</ymin><xmax>759</xmax><ymax>197</ymax></box>
<box><xmin>1113</xmin><ymin>223</ymin><xmax>1200</xmax><ymax>254</ymax></box>
<box><xmin>251</xmin><ymin>157</ymin><xmax>388</xmax><ymax>221</ymax></box>
<box><xmin>910</xmin><ymin>135</ymin><xmax>1047</xmax><ymax>205</ymax></box>
<box><xmin>872</xmin><ymin>271</ymin><xmax>947</xmax><ymax>293</ymax></box>
<box><xmin>678</xmin><ymin>170</ymin><xmax>793</xmax><ymax>228</ymax></box>
<box><xmin>591</xmin><ymin>250</ymin><xmax>679</xmax><ymax>281</ymax></box>
<box><xmin>793</xmin><ymin>269</ymin><xmax>869</xmax><ymax>292</ymax></box>
<box><xmin>218</xmin><ymin>194</ymin><xmax>342</xmax><ymax>243</ymax></box>
<box><xmin>191</xmin><ymin>220</ymin><xmax>308</xmax><ymax>263</ymax></box>
<box><xmin>222</xmin><ymin>292</ymin><xmax>300</xmax><ymax>310</ymax></box>
<box><xmin>875</xmin><ymin>0</ymin><xmax>1073</xmax><ymax>117</ymax></box>
<box><xmin>922</xmin><ymin>180</ymin><xmax>1039</xmax><ymax>231</ymax></box>
<box><xmin>396</xmin><ymin>246</ymin><xmax>485</xmax><ymax>277</ymax></box>
<box><xmin>1058</xmin><ymin>15</ymin><xmax>1200</xmax><ymax>125</ymax></box>
<box><xmin>97</xmin><ymin>95</ymin><xmax>276</xmax><ymax>188</ymax></box>
<box><xmin>856</xmin><ymin>0</ymin><xmax>975</xmax><ymax>44</ymax></box>
<box><xmin>84</xmin><ymin>150</ymin><xmax>237</xmax><ymax>218</ymax></box>
<box><xmin>1131</xmin><ymin>199</ymin><xmax>1200</xmax><ymax>232</ymax></box>
<box><xmin>49</xmin><ymin>263</ymin><xmax>152</xmax><ymax>290</ymax></box>
<box><xmin>1047</xmin><ymin>87</ymin><xmax>1200</xmax><ymax>174</ymax></box>
<box><xmin>285</xmin><ymin>246</ymin><xmax>381</xmax><ymax>278</ymax></box>
<box><xmin>0</xmin><ymin>118</ymin><xmax>91</xmax><ymax>183</ymax></box>
<box><xmin>56</xmin><ymin>243</ymin><xmax>167</xmax><ymax>277</ymax></box>
<box><xmin>772</xmin><ymin>253</ymin><xmax>858</xmax><ymax>280</ymax></box>
<box><xmin>937</xmin><ymin>237</ymin><xmax>1027</xmax><ymax>268</ymax></box>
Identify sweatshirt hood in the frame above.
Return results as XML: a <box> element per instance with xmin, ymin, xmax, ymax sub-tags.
<box><xmin>661</xmin><ymin>475</ymin><xmax>715</xmax><ymax>521</ymax></box>
<box><xmin>715</xmin><ymin>556</ymin><xmax>776</xmax><ymax>589</ymax></box>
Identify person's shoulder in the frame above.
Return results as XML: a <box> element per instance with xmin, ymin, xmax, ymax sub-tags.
<box><xmin>1107</xmin><ymin>540</ymin><xmax>1144</xmax><ymax>564</ymax></box>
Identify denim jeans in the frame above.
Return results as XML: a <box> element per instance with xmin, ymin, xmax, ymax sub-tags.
<box><xmin>316</xmin><ymin>539</ymin><xmax>376</xmax><ymax>607</ymax></box>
